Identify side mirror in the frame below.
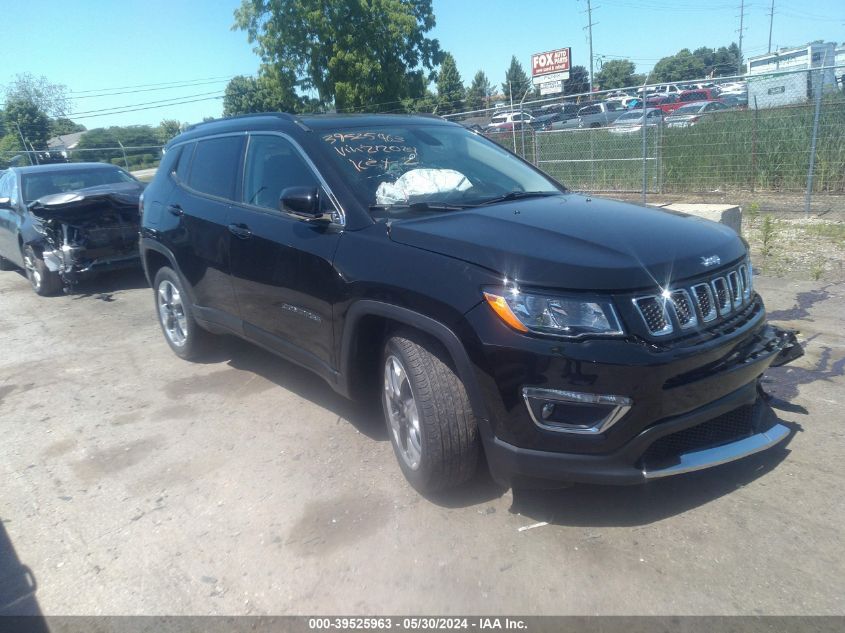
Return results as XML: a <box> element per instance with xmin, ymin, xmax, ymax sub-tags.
<box><xmin>279</xmin><ymin>186</ymin><xmax>325</xmax><ymax>220</ymax></box>
<box><xmin>0</xmin><ymin>197</ymin><xmax>12</xmax><ymax>210</ymax></box>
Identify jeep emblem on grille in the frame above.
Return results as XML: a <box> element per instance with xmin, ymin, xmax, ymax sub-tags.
<box><xmin>701</xmin><ymin>255</ymin><xmax>721</xmax><ymax>267</ymax></box>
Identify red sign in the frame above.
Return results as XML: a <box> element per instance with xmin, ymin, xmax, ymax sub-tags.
<box><xmin>531</xmin><ymin>48</ymin><xmax>572</xmax><ymax>77</ymax></box>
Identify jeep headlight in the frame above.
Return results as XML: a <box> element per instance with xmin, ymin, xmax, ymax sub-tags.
<box><xmin>483</xmin><ymin>286</ymin><xmax>624</xmax><ymax>338</ymax></box>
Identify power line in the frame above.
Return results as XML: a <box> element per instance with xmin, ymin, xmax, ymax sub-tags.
<box><xmin>69</xmin><ymin>75</ymin><xmax>235</xmax><ymax>95</ymax></box>
<box><xmin>70</xmin><ymin>90</ymin><xmax>225</xmax><ymax>117</ymax></box>
<box><xmin>71</xmin><ymin>95</ymin><xmax>225</xmax><ymax>120</ymax></box>
<box><xmin>71</xmin><ymin>78</ymin><xmax>236</xmax><ymax>100</ymax></box>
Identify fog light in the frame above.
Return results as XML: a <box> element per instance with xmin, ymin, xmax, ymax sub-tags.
<box><xmin>522</xmin><ymin>387</ymin><xmax>632</xmax><ymax>435</ymax></box>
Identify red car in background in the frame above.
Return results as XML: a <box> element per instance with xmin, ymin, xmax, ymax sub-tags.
<box><xmin>645</xmin><ymin>94</ymin><xmax>683</xmax><ymax>114</ymax></box>
<box><xmin>677</xmin><ymin>88</ymin><xmax>722</xmax><ymax>105</ymax></box>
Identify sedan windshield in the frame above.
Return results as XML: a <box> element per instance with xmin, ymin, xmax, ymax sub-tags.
<box><xmin>22</xmin><ymin>167</ymin><xmax>136</xmax><ymax>203</ymax></box>
<box><xmin>316</xmin><ymin>124</ymin><xmax>563</xmax><ymax>214</ymax></box>
<box><xmin>673</xmin><ymin>104</ymin><xmax>706</xmax><ymax>115</ymax></box>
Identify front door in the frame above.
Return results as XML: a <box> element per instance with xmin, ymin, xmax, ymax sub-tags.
<box><xmin>228</xmin><ymin>133</ymin><xmax>342</xmax><ymax>374</ymax></box>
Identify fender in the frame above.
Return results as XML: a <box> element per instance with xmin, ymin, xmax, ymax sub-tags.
<box><xmin>139</xmin><ymin>236</ymin><xmax>194</xmax><ymax>300</ymax></box>
<box><xmin>338</xmin><ymin>300</ymin><xmax>491</xmax><ymax>424</ymax></box>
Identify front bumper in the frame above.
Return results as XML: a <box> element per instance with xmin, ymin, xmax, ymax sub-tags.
<box><xmin>484</xmin><ymin>383</ymin><xmax>790</xmax><ymax>487</ymax></box>
<box><xmin>462</xmin><ymin>296</ymin><xmax>803</xmax><ymax>487</ymax></box>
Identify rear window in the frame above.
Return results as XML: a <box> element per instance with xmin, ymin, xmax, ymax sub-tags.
<box><xmin>681</xmin><ymin>91</ymin><xmax>707</xmax><ymax>102</ymax></box>
<box><xmin>579</xmin><ymin>105</ymin><xmax>600</xmax><ymax>116</ymax></box>
<box><xmin>186</xmin><ymin>136</ymin><xmax>244</xmax><ymax>200</ymax></box>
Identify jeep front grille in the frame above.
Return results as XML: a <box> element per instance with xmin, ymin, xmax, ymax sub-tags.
<box><xmin>633</xmin><ymin>261</ymin><xmax>753</xmax><ymax>336</ymax></box>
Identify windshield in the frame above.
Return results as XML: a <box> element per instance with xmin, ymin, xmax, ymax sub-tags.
<box><xmin>22</xmin><ymin>167</ymin><xmax>136</xmax><ymax>203</ymax></box>
<box><xmin>674</xmin><ymin>103</ymin><xmax>705</xmax><ymax>115</ymax></box>
<box><xmin>616</xmin><ymin>111</ymin><xmax>645</xmax><ymax>123</ymax></box>
<box><xmin>317</xmin><ymin>124</ymin><xmax>563</xmax><ymax>213</ymax></box>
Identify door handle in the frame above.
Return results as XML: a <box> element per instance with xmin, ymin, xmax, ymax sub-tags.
<box><xmin>167</xmin><ymin>204</ymin><xmax>183</xmax><ymax>216</ymax></box>
<box><xmin>228</xmin><ymin>223</ymin><xmax>252</xmax><ymax>239</ymax></box>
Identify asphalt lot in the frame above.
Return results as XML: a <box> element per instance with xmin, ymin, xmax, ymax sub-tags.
<box><xmin>0</xmin><ymin>266</ymin><xmax>843</xmax><ymax>615</ymax></box>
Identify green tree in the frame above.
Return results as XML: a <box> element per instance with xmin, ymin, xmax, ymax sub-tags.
<box><xmin>3</xmin><ymin>97</ymin><xmax>50</xmax><ymax>150</ymax></box>
<box><xmin>651</xmin><ymin>48</ymin><xmax>707</xmax><ymax>83</ymax></box>
<box><xmin>223</xmin><ymin>74</ymin><xmax>303</xmax><ymax>116</ymax></box>
<box><xmin>157</xmin><ymin>119</ymin><xmax>183</xmax><ymax>143</ymax></box>
<box><xmin>563</xmin><ymin>65</ymin><xmax>590</xmax><ymax>96</ymax></box>
<box><xmin>502</xmin><ymin>56</ymin><xmax>531</xmax><ymax>103</ymax></box>
<box><xmin>436</xmin><ymin>52</ymin><xmax>464</xmax><ymax>113</ymax></box>
<box><xmin>4</xmin><ymin>74</ymin><xmax>69</xmax><ymax>118</ymax></box>
<box><xmin>594</xmin><ymin>59</ymin><xmax>637</xmax><ymax>90</ymax></box>
<box><xmin>465</xmin><ymin>70</ymin><xmax>492</xmax><ymax>111</ymax></box>
<box><xmin>75</xmin><ymin>126</ymin><xmax>160</xmax><ymax>166</ymax></box>
<box><xmin>0</xmin><ymin>134</ymin><xmax>28</xmax><ymax>167</ymax></box>
<box><xmin>233</xmin><ymin>0</ymin><xmax>441</xmax><ymax>112</ymax></box>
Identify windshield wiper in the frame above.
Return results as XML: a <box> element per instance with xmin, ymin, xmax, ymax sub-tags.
<box><xmin>468</xmin><ymin>190</ymin><xmax>562</xmax><ymax>206</ymax></box>
<box><xmin>369</xmin><ymin>201</ymin><xmax>468</xmax><ymax>212</ymax></box>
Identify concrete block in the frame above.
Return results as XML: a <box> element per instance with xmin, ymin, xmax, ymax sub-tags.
<box><xmin>649</xmin><ymin>203</ymin><xmax>743</xmax><ymax>235</ymax></box>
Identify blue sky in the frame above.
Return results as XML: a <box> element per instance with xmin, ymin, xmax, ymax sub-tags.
<box><xmin>2</xmin><ymin>0</ymin><xmax>842</xmax><ymax>130</ymax></box>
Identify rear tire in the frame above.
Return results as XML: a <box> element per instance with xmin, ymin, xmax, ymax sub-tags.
<box><xmin>153</xmin><ymin>266</ymin><xmax>212</xmax><ymax>360</ymax></box>
<box><xmin>23</xmin><ymin>246</ymin><xmax>62</xmax><ymax>296</ymax></box>
<box><xmin>381</xmin><ymin>330</ymin><xmax>480</xmax><ymax>493</ymax></box>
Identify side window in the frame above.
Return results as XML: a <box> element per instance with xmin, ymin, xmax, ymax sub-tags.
<box><xmin>186</xmin><ymin>137</ymin><xmax>243</xmax><ymax>200</ymax></box>
<box><xmin>243</xmin><ymin>135</ymin><xmax>319</xmax><ymax>212</ymax></box>
<box><xmin>0</xmin><ymin>173</ymin><xmax>9</xmax><ymax>199</ymax></box>
<box><xmin>157</xmin><ymin>145</ymin><xmax>182</xmax><ymax>181</ymax></box>
<box><xmin>175</xmin><ymin>143</ymin><xmax>195</xmax><ymax>183</ymax></box>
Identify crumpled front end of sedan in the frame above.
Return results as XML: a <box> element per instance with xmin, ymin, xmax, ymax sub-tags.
<box><xmin>27</xmin><ymin>186</ymin><xmax>142</xmax><ymax>286</ymax></box>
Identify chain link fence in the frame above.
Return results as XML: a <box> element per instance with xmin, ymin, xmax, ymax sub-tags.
<box><xmin>456</xmin><ymin>65</ymin><xmax>845</xmax><ymax>214</ymax></box>
<box><xmin>0</xmin><ymin>145</ymin><xmax>164</xmax><ymax>173</ymax></box>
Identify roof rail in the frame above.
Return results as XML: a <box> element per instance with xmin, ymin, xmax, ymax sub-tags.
<box><xmin>184</xmin><ymin>112</ymin><xmax>298</xmax><ymax>132</ymax></box>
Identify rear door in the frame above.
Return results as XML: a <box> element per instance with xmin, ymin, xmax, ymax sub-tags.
<box><xmin>228</xmin><ymin>133</ymin><xmax>342</xmax><ymax>374</ymax></box>
<box><xmin>0</xmin><ymin>172</ymin><xmax>24</xmax><ymax>266</ymax></box>
<box><xmin>167</xmin><ymin>135</ymin><xmax>243</xmax><ymax>322</ymax></box>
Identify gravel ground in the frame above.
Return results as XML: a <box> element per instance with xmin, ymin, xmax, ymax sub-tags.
<box><xmin>0</xmin><ymin>268</ymin><xmax>843</xmax><ymax>616</ymax></box>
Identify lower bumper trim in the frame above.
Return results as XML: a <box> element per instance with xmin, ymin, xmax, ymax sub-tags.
<box><xmin>642</xmin><ymin>422</ymin><xmax>790</xmax><ymax>479</ymax></box>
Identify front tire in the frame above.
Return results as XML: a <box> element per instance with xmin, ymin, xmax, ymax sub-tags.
<box><xmin>153</xmin><ymin>266</ymin><xmax>212</xmax><ymax>360</ymax></box>
<box><xmin>23</xmin><ymin>246</ymin><xmax>61</xmax><ymax>296</ymax></box>
<box><xmin>382</xmin><ymin>330</ymin><xmax>480</xmax><ymax>493</ymax></box>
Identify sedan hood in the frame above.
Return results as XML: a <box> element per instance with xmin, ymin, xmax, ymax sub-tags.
<box><xmin>387</xmin><ymin>194</ymin><xmax>746</xmax><ymax>291</ymax></box>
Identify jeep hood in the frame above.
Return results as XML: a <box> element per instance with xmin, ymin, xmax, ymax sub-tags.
<box><xmin>387</xmin><ymin>194</ymin><xmax>746</xmax><ymax>291</ymax></box>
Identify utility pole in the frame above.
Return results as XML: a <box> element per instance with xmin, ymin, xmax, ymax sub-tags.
<box><xmin>737</xmin><ymin>0</ymin><xmax>746</xmax><ymax>75</ymax></box>
<box><xmin>583</xmin><ymin>0</ymin><xmax>597</xmax><ymax>93</ymax></box>
<box><xmin>767</xmin><ymin>0</ymin><xmax>775</xmax><ymax>54</ymax></box>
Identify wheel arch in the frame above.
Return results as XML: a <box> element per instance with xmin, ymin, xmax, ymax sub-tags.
<box><xmin>338</xmin><ymin>300</ymin><xmax>490</xmax><ymax>424</ymax></box>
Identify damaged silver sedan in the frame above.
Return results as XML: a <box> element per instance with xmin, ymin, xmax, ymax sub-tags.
<box><xmin>0</xmin><ymin>163</ymin><xmax>144</xmax><ymax>295</ymax></box>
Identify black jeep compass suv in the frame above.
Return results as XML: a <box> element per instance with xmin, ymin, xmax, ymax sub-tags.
<box><xmin>140</xmin><ymin>113</ymin><xmax>802</xmax><ymax>493</ymax></box>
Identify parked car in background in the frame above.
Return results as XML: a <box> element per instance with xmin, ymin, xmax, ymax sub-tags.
<box><xmin>609</xmin><ymin>108</ymin><xmax>664</xmax><ymax>133</ymax></box>
<box><xmin>719</xmin><ymin>94</ymin><xmax>748</xmax><ymax>109</ymax></box>
<box><xmin>576</xmin><ymin>101</ymin><xmax>626</xmax><ymax>128</ymax></box>
<box><xmin>664</xmin><ymin>101</ymin><xmax>729</xmax><ymax>127</ymax></box>
<box><xmin>645</xmin><ymin>94</ymin><xmax>682</xmax><ymax>114</ymax></box>
<box><xmin>485</xmin><ymin>111</ymin><xmax>535</xmax><ymax>132</ymax></box>
<box><xmin>0</xmin><ymin>163</ymin><xmax>144</xmax><ymax>295</ymax></box>
<box><xmin>140</xmin><ymin>112</ymin><xmax>803</xmax><ymax>493</ymax></box>
<box><xmin>678</xmin><ymin>88</ymin><xmax>722</xmax><ymax>104</ymax></box>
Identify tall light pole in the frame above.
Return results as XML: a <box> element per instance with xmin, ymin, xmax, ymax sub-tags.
<box><xmin>767</xmin><ymin>0</ymin><xmax>775</xmax><ymax>54</ymax></box>
<box><xmin>584</xmin><ymin>0</ymin><xmax>597</xmax><ymax>93</ymax></box>
<box><xmin>737</xmin><ymin>0</ymin><xmax>746</xmax><ymax>75</ymax></box>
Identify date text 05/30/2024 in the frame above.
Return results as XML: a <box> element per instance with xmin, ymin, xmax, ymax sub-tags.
<box><xmin>308</xmin><ymin>618</ymin><xmax>528</xmax><ymax>630</ymax></box>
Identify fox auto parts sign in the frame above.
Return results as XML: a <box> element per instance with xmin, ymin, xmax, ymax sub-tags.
<box><xmin>531</xmin><ymin>48</ymin><xmax>571</xmax><ymax>81</ymax></box>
